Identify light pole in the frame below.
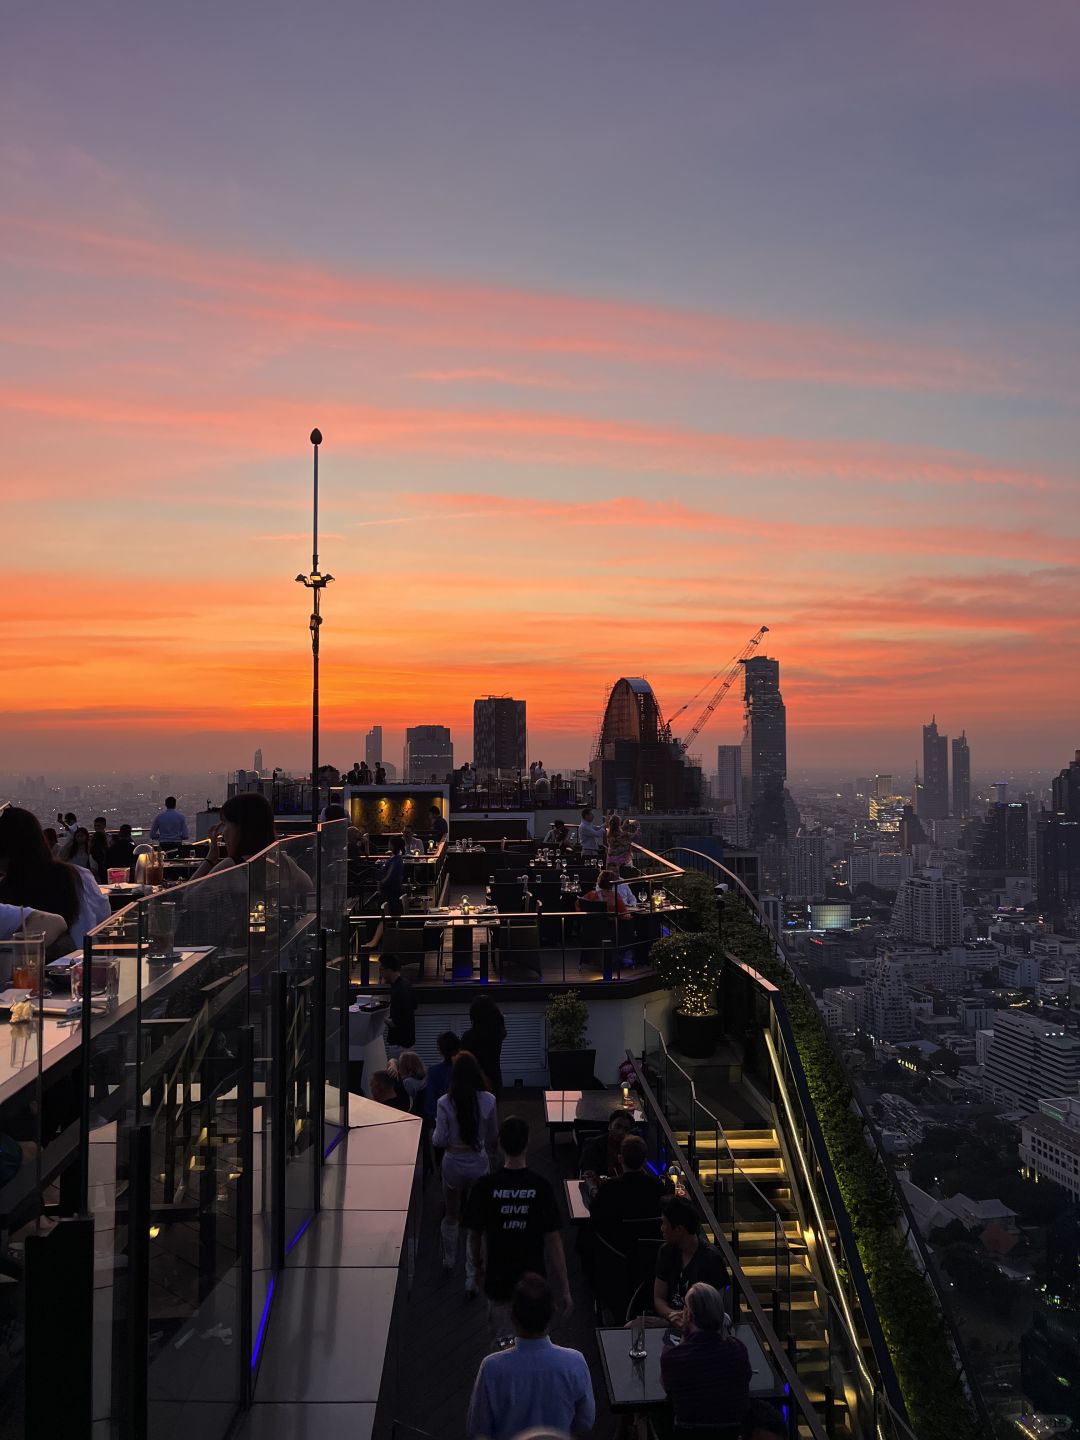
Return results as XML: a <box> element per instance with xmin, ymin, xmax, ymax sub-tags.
<box><xmin>296</xmin><ymin>428</ymin><xmax>333</xmax><ymax>828</ymax></box>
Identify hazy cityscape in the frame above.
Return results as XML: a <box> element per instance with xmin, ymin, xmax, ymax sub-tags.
<box><xmin>3</xmin><ymin>4</ymin><xmax>1078</xmax><ymax>1440</ymax></box>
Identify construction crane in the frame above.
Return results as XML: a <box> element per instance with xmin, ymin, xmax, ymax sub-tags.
<box><xmin>670</xmin><ymin>625</ymin><xmax>769</xmax><ymax>753</ymax></box>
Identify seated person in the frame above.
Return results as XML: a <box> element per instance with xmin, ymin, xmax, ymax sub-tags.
<box><xmin>389</xmin><ymin>1049</ymin><xmax>427</xmax><ymax>1111</ymax></box>
<box><xmin>653</xmin><ymin>1196</ymin><xmax>729</xmax><ymax>1330</ymax></box>
<box><xmin>579</xmin><ymin>1108</ymin><xmax>635</xmax><ymax>1190</ymax></box>
<box><xmin>578</xmin><ymin>869</ymin><xmax>630</xmax><ymax>917</ymax></box>
<box><xmin>369</xmin><ymin>1068</ymin><xmax>411</xmax><ymax>1111</ymax></box>
<box><xmin>588</xmin><ymin>1134</ymin><xmax>671</xmax><ymax>1250</ymax></box>
<box><xmin>0</xmin><ymin>903</ymin><xmax>68</xmax><ymax>949</ymax></box>
<box><xmin>401</xmin><ymin>826</ymin><xmax>426</xmax><ymax>856</ymax></box>
<box><xmin>542</xmin><ymin>819</ymin><xmax>570</xmax><ymax>850</ymax></box>
<box><xmin>660</xmin><ymin>1281</ymin><xmax>751</xmax><ymax>1431</ymax></box>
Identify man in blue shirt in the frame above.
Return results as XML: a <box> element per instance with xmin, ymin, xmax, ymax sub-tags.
<box><xmin>149</xmin><ymin>796</ymin><xmax>189</xmax><ymax>852</ymax></box>
<box><xmin>466</xmin><ymin>1274</ymin><xmax>594</xmax><ymax>1440</ymax></box>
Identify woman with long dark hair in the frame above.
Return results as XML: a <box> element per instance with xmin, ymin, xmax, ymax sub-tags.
<box><xmin>0</xmin><ymin>807</ymin><xmax>109</xmax><ymax>948</ymax></box>
<box><xmin>432</xmin><ymin>1050</ymin><xmax>497</xmax><ymax>1291</ymax></box>
<box><xmin>461</xmin><ymin>995</ymin><xmax>507</xmax><ymax>1098</ymax></box>
<box><xmin>194</xmin><ymin>791</ymin><xmax>278</xmax><ymax>875</ymax></box>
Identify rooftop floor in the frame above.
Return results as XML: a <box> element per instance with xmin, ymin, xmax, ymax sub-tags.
<box><xmin>372</xmin><ymin>1091</ymin><xmax>616</xmax><ymax>1440</ymax></box>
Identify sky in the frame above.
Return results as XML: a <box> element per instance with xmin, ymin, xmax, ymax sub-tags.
<box><xmin>2</xmin><ymin>2</ymin><xmax>1078</xmax><ymax>778</ymax></box>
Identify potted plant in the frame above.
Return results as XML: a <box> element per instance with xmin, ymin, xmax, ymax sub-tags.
<box><xmin>545</xmin><ymin>989</ymin><xmax>595</xmax><ymax>1088</ymax></box>
<box><xmin>651</xmin><ymin>932</ymin><xmax>725</xmax><ymax>1058</ymax></box>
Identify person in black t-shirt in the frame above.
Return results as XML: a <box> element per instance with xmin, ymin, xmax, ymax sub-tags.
<box><xmin>465</xmin><ymin>1116</ymin><xmax>571</xmax><ymax>1340</ymax></box>
<box><xmin>653</xmin><ymin>1196</ymin><xmax>728</xmax><ymax>1331</ymax></box>
<box><xmin>380</xmin><ymin>955</ymin><xmax>416</xmax><ymax>1055</ymax></box>
<box><xmin>588</xmin><ymin>1135</ymin><xmax>670</xmax><ymax>1252</ymax></box>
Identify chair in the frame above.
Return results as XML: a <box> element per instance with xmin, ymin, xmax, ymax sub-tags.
<box><xmin>492</xmin><ymin>881</ymin><xmax>530</xmax><ymax>912</ymax></box>
<box><xmin>495</xmin><ymin>918</ymin><xmax>542</xmax><ymax>979</ymax></box>
<box><xmin>592</xmin><ymin>1231</ymin><xmax>634</xmax><ymax>1324</ymax></box>
<box><xmin>577</xmin><ymin>906</ymin><xmax>614</xmax><ymax>971</ymax></box>
<box><xmin>379</xmin><ymin>920</ymin><xmax>437</xmax><ymax>978</ymax></box>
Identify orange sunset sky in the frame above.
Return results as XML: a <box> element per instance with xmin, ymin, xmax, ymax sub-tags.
<box><xmin>2</xmin><ymin>4</ymin><xmax>1078</xmax><ymax>778</ymax></box>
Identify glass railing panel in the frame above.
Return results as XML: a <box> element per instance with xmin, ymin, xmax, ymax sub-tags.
<box><xmin>274</xmin><ymin>830</ymin><xmax>320</xmax><ymax>1258</ymax></box>
<box><xmin>320</xmin><ymin>820</ymin><xmax>348</xmax><ymax>1151</ymax></box>
<box><xmin>144</xmin><ymin>866</ymin><xmax>251</xmax><ymax>1437</ymax></box>
<box><xmin>0</xmin><ymin>930</ymin><xmax>53</xmax><ymax>1436</ymax></box>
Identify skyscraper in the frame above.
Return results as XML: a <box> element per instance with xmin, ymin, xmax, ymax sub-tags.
<box><xmin>1037</xmin><ymin>749</ymin><xmax>1080</xmax><ymax>917</ymax></box>
<box><xmin>741</xmin><ymin>655</ymin><xmax>786</xmax><ymax>817</ymax></box>
<box><xmin>789</xmin><ymin>830</ymin><xmax>827</xmax><ymax>900</ymax></box>
<box><xmin>473</xmin><ymin>697</ymin><xmax>526</xmax><ymax>776</ymax></box>
<box><xmin>951</xmin><ymin>732</ymin><xmax>970</xmax><ymax>819</ymax></box>
<box><xmin>716</xmin><ymin>744</ymin><xmax>742</xmax><ymax>810</ymax></box>
<box><xmin>918</xmin><ymin>717</ymin><xmax>949</xmax><ymax>821</ymax></box>
<box><xmin>891</xmin><ymin>869</ymin><xmax>963</xmax><ymax>946</ymax></box>
<box><xmin>365</xmin><ymin>725</ymin><xmax>383</xmax><ymax>769</ymax></box>
<box><xmin>254</xmin><ymin>747</ymin><xmax>263</xmax><ymax>775</ymax></box>
<box><xmin>973</xmin><ymin>801</ymin><xmax>1029</xmax><ymax>874</ymax></box>
<box><xmin>404</xmin><ymin>725</ymin><xmax>453</xmax><ymax>782</ymax></box>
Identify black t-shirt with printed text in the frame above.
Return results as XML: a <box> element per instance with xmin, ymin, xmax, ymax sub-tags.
<box><xmin>463</xmin><ymin>1166</ymin><xmax>561</xmax><ymax>1301</ymax></box>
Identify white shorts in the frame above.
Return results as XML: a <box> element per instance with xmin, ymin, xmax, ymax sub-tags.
<box><xmin>441</xmin><ymin>1150</ymin><xmax>490</xmax><ymax>1191</ymax></box>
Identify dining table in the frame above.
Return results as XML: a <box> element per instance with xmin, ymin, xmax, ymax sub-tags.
<box><xmin>423</xmin><ymin>905</ymin><xmax>499</xmax><ymax>980</ymax></box>
<box><xmin>544</xmin><ymin>1088</ymin><xmax>644</xmax><ymax>1152</ymax></box>
<box><xmin>595</xmin><ymin>1321</ymin><xmax>783</xmax><ymax>1412</ymax></box>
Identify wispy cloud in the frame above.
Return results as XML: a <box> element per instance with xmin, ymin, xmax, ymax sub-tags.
<box><xmin>0</xmin><ymin>213</ymin><xmax>1027</xmax><ymax>395</ymax></box>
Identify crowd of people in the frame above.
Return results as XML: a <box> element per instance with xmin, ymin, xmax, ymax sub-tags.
<box><xmin>357</xmin><ymin>979</ymin><xmax>781</xmax><ymax>1440</ymax></box>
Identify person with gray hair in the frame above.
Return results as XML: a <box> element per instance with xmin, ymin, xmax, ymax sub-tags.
<box><xmin>659</xmin><ymin>1281</ymin><xmax>751</xmax><ymax>1431</ymax></box>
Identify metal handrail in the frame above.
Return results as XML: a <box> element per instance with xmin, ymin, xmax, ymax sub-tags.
<box><xmin>626</xmin><ymin>1050</ymin><xmax>829</xmax><ymax>1440</ymax></box>
<box><xmin>642</xmin><ymin>1016</ymin><xmax>799</xmax><ymax>1255</ymax></box>
<box><xmin>661</xmin><ymin>844</ymin><xmax>989</xmax><ymax>1436</ymax></box>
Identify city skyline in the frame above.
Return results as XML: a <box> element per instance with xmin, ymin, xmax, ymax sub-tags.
<box><xmin>3</xmin><ymin>4</ymin><xmax>1078</xmax><ymax>774</ymax></box>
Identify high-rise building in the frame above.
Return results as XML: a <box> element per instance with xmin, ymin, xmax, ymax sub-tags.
<box><xmin>1037</xmin><ymin>749</ymin><xmax>1080</xmax><ymax>918</ymax></box>
<box><xmin>972</xmin><ymin>801</ymin><xmax>1029</xmax><ymax>874</ymax></box>
<box><xmin>951</xmin><ymin>732</ymin><xmax>970</xmax><ymax>819</ymax></box>
<box><xmin>716</xmin><ymin>745</ymin><xmax>742</xmax><ymax>810</ymax></box>
<box><xmin>254</xmin><ymin>747</ymin><xmax>263</xmax><ymax>775</ymax></box>
<box><xmin>865</xmin><ymin>956</ymin><xmax>915</xmax><ymax>1043</ymax></box>
<box><xmin>918</xmin><ymin>717</ymin><xmax>949</xmax><ymax>821</ymax></box>
<box><xmin>982</xmin><ymin>1009</ymin><xmax>1080</xmax><ymax>1111</ymax></box>
<box><xmin>1052</xmin><ymin>749</ymin><xmax>1080</xmax><ymax>818</ymax></box>
<box><xmin>891</xmin><ymin>869</ymin><xmax>963</xmax><ymax>946</ymax></box>
<box><xmin>741</xmin><ymin>656</ymin><xmax>786</xmax><ymax>838</ymax></box>
<box><xmin>872</xmin><ymin>774</ymin><xmax>894</xmax><ymax>800</ymax></box>
<box><xmin>365</xmin><ymin>725</ymin><xmax>383</xmax><ymax>769</ymax></box>
<box><xmin>472</xmin><ymin>697</ymin><xmax>526</xmax><ymax>776</ymax></box>
<box><xmin>404</xmin><ymin>725</ymin><xmax>453</xmax><ymax>782</ymax></box>
<box><xmin>788</xmin><ymin>829</ymin><xmax>828</xmax><ymax>900</ymax></box>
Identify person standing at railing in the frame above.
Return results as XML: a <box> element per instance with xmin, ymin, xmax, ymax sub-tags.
<box><xmin>149</xmin><ymin>796</ymin><xmax>189</xmax><ymax>854</ymax></box>
<box><xmin>604</xmin><ymin>815</ymin><xmax>636</xmax><ymax>871</ymax></box>
<box><xmin>659</xmin><ymin>1282</ymin><xmax>750</xmax><ymax>1431</ymax></box>
<box><xmin>577</xmin><ymin>806</ymin><xmax>604</xmax><ymax>859</ymax></box>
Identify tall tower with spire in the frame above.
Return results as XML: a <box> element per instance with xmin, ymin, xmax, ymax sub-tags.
<box><xmin>919</xmin><ymin>717</ymin><xmax>950</xmax><ymax>821</ymax></box>
<box><xmin>952</xmin><ymin>732</ymin><xmax>971</xmax><ymax>819</ymax></box>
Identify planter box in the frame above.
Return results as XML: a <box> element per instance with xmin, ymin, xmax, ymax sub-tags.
<box><xmin>673</xmin><ymin>1009</ymin><xmax>719</xmax><ymax>1060</ymax></box>
<box><xmin>547</xmin><ymin>1047</ymin><xmax>597</xmax><ymax>1089</ymax></box>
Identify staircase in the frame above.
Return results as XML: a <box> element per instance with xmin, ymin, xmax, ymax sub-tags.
<box><xmin>674</xmin><ymin>1125</ymin><xmax>853</xmax><ymax>1436</ymax></box>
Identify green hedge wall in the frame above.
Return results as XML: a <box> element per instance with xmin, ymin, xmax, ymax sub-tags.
<box><xmin>715</xmin><ymin>894</ymin><xmax>981</xmax><ymax>1440</ymax></box>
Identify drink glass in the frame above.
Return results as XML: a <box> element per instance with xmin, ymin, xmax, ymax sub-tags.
<box><xmin>108</xmin><ymin>867</ymin><xmax>129</xmax><ymax>885</ymax></box>
<box><xmin>629</xmin><ymin>1312</ymin><xmax>647</xmax><ymax>1360</ymax></box>
<box><xmin>149</xmin><ymin>902</ymin><xmax>179</xmax><ymax>959</ymax></box>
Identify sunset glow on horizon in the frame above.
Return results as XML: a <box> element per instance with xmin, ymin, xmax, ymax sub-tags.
<box><xmin>3</xmin><ymin>3</ymin><xmax>1078</xmax><ymax>777</ymax></box>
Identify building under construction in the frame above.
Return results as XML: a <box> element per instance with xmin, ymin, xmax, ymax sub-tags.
<box><xmin>590</xmin><ymin>677</ymin><xmax>702</xmax><ymax>812</ymax></box>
